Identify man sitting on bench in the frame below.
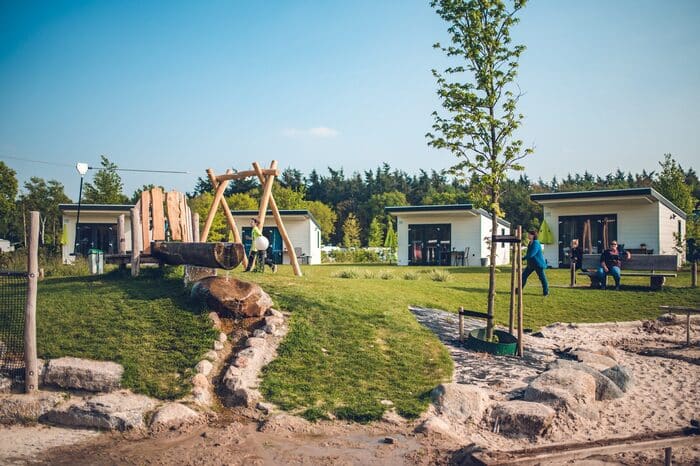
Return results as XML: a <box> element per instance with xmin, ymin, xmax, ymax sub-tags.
<box><xmin>596</xmin><ymin>240</ymin><xmax>631</xmax><ymax>290</ymax></box>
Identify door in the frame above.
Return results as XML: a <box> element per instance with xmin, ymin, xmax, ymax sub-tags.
<box><xmin>558</xmin><ymin>215</ymin><xmax>617</xmax><ymax>267</ymax></box>
<box><xmin>76</xmin><ymin>223</ymin><xmax>117</xmax><ymax>256</ymax></box>
<box><xmin>408</xmin><ymin>224</ymin><xmax>451</xmax><ymax>266</ymax></box>
<box><xmin>242</xmin><ymin>227</ymin><xmax>284</xmax><ymax>264</ymax></box>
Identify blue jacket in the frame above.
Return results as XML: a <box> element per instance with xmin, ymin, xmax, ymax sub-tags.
<box><xmin>524</xmin><ymin>239</ymin><xmax>547</xmax><ymax>269</ymax></box>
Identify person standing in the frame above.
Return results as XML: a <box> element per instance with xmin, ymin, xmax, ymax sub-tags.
<box><xmin>245</xmin><ymin>217</ymin><xmax>277</xmax><ymax>272</ymax></box>
<box><xmin>522</xmin><ymin>230</ymin><xmax>549</xmax><ymax>296</ymax></box>
<box><xmin>596</xmin><ymin>240</ymin><xmax>630</xmax><ymax>290</ymax></box>
<box><xmin>570</xmin><ymin>238</ymin><xmax>583</xmax><ymax>270</ymax></box>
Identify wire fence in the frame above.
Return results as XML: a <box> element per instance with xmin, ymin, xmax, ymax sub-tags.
<box><xmin>0</xmin><ymin>271</ymin><xmax>27</xmax><ymax>377</ymax></box>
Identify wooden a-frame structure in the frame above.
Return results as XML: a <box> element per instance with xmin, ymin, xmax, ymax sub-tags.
<box><xmin>200</xmin><ymin>160</ymin><xmax>303</xmax><ymax>277</ymax></box>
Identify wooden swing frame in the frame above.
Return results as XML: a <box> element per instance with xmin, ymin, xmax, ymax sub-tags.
<box><xmin>199</xmin><ymin>160</ymin><xmax>303</xmax><ymax>277</ymax></box>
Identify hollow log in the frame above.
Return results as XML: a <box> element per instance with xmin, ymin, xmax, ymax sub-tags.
<box><xmin>151</xmin><ymin>241</ymin><xmax>245</xmax><ymax>270</ymax></box>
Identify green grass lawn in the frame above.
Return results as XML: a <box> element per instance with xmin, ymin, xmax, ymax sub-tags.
<box><xmin>36</xmin><ymin>269</ymin><xmax>216</xmax><ymax>399</ymax></box>
<box><xmin>32</xmin><ymin>263</ymin><xmax>699</xmax><ymax>422</ymax></box>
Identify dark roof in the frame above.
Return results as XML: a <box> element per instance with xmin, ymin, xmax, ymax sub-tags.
<box><xmin>230</xmin><ymin>210</ymin><xmax>321</xmax><ymax>229</ymax></box>
<box><xmin>385</xmin><ymin>204</ymin><xmax>511</xmax><ymax>227</ymax></box>
<box><xmin>59</xmin><ymin>204</ymin><xmax>134</xmax><ymax>212</ymax></box>
<box><xmin>530</xmin><ymin>188</ymin><xmax>687</xmax><ymax>219</ymax></box>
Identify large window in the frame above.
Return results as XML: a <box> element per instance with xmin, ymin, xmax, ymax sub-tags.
<box><xmin>242</xmin><ymin>227</ymin><xmax>284</xmax><ymax>264</ymax></box>
<box><xmin>558</xmin><ymin>214</ymin><xmax>617</xmax><ymax>267</ymax></box>
<box><xmin>408</xmin><ymin>224</ymin><xmax>451</xmax><ymax>266</ymax></box>
<box><xmin>76</xmin><ymin>223</ymin><xmax>117</xmax><ymax>256</ymax></box>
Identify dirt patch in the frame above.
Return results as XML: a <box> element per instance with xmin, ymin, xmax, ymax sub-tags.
<box><xmin>0</xmin><ymin>424</ymin><xmax>99</xmax><ymax>465</ymax></box>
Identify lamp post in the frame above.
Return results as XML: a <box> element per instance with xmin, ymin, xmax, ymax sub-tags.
<box><xmin>73</xmin><ymin>163</ymin><xmax>89</xmax><ymax>256</ymax></box>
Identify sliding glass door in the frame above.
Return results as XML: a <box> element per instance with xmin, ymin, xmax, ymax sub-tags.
<box><xmin>408</xmin><ymin>224</ymin><xmax>451</xmax><ymax>266</ymax></box>
<box><xmin>558</xmin><ymin>214</ymin><xmax>617</xmax><ymax>267</ymax></box>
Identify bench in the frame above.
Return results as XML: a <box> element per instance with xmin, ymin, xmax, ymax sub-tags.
<box><xmin>579</xmin><ymin>254</ymin><xmax>678</xmax><ymax>290</ymax></box>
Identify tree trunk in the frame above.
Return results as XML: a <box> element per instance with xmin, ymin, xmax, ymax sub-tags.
<box><xmin>151</xmin><ymin>241</ymin><xmax>245</xmax><ymax>270</ymax></box>
<box><xmin>486</xmin><ymin>208</ymin><xmax>498</xmax><ymax>341</ymax></box>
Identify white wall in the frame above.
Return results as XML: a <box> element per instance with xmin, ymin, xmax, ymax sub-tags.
<box><xmin>394</xmin><ymin>212</ymin><xmax>509</xmax><ymax>266</ymax></box>
<box><xmin>232</xmin><ymin>215</ymin><xmax>321</xmax><ymax>265</ymax></box>
<box><xmin>541</xmin><ymin>200</ymin><xmax>662</xmax><ymax>268</ymax></box>
<box><xmin>61</xmin><ymin>211</ymin><xmax>133</xmax><ymax>263</ymax></box>
<box><xmin>479</xmin><ymin>215</ymin><xmax>512</xmax><ymax>266</ymax></box>
<box><xmin>658</xmin><ymin>203</ymin><xmax>686</xmax><ymax>265</ymax></box>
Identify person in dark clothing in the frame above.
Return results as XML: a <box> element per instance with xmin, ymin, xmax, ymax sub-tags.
<box><xmin>570</xmin><ymin>239</ymin><xmax>584</xmax><ymax>270</ymax></box>
<box><xmin>596</xmin><ymin>240</ymin><xmax>631</xmax><ymax>290</ymax></box>
<box><xmin>522</xmin><ymin>230</ymin><xmax>549</xmax><ymax>296</ymax></box>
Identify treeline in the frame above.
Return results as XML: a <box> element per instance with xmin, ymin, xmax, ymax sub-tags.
<box><xmin>1</xmin><ymin>154</ymin><xmax>697</xmax><ymax>250</ymax></box>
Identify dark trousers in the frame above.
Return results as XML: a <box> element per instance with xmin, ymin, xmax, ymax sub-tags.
<box><xmin>245</xmin><ymin>250</ymin><xmax>275</xmax><ymax>271</ymax></box>
<box><xmin>522</xmin><ymin>265</ymin><xmax>549</xmax><ymax>296</ymax></box>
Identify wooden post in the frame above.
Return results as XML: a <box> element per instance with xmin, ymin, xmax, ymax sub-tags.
<box><xmin>664</xmin><ymin>447</ymin><xmax>672</xmax><ymax>466</ymax></box>
<box><xmin>252</xmin><ymin>161</ymin><xmax>303</xmax><ymax>277</ymax></box>
<box><xmin>206</xmin><ymin>168</ymin><xmax>248</xmax><ymax>269</ymax></box>
<box><xmin>24</xmin><ymin>211</ymin><xmax>39</xmax><ymax>393</ymax></box>
<box><xmin>509</xmin><ymin>242</ymin><xmax>516</xmax><ymax>335</ymax></box>
<box><xmin>687</xmin><ymin>311</ymin><xmax>691</xmax><ymax>346</ymax></box>
<box><xmin>458</xmin><ymin>307</ymin><xmax>465</xmax><ymax>342</ymax></box>
<box><xmin>200</xmin><ymin>169</ymin><xmax>231</xmax><ymax>242</ymax></box>
<box><xmin>255</xmin><ymin>160</ymin><xmax>278</xmax><ymax>225</ymax></box>
<box><xmin>692</xmin><ymin>260</ymin><xmax>697</xmax><ymax>288</ymax></box>
<box><xmin>516</xmin><ymin>225</ymin><xmax>524</xmax><ymax>357</ymax></box>
<box><xmin>570</xmin><ymin>240</ymin><xmax>576</xmax><ymax>288</ymax></box>
<box><xmin>192</xmin><ymin>212</ymin><xmax>200</xmax><ymax>243</ymax></box>
<box><xmin>130</xmin><ymin>207</ymin><xmax>142</xmax><ymax>277</ymax></box>
<box><xmin>140</xmin><ymin>191</ymin><xmax>151</xmax><ymax>254</ymax></box>
<box><xmin>117</xmin><ymin>214</ymin><xmax>126</xmax><ymax>254</ymax></box>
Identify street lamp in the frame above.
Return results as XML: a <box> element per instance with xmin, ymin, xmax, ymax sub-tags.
<box><xmin>73</xmin><ymin>163</ymin><xmax>89</xmax><ymax>256</ymax></box>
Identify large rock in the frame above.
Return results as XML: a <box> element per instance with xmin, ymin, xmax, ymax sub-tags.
<box><xmin>0</xmin><ymin>392</ymin><xmax>64</xmax><ymax>424</ymax></box>
<box><xmin>548</xmin><ymin>359</ymin><xmax>624</xmax><ymax>401</ymax></box>
<box><xmin>149</xmin><ymin>403</ymin><xmax>201</xmax><ymax>429</ymax></box>
<box><xmin>571</xmin><ymin>351</ymin><xmax>617</xmax><ymax>371</ymax></box>
<box><xmin>524</xmin><ymin>368</ymin><xmax>597</xmax><ymax>419</ymax></box>
<box><xmin>191</xmin><ymin>276</ymin><xmax>273</xmax><ymax>318</ymax></box>
<box><xmin>490</xmin><ymin>401</ymin><xmax>555</xmax><ymax>437</ymax></box>
<box><xmin>602</xmin><ymin>365</ymin><xmax>634</xmax><ymax>392</ymax></box>
<box><xmin>414</xmin><ymin>415</ymin><xmax>460</xmax><ymax>440</ymax></box>
<box><xmin>43</xmin><ymin>357</ymin><xmax>123</xmax><ymax>392</ymax></box>
<box><xmin>430</xmin><ymin>383</ymin><xmax>488</xmax><ymax>424</ymax></box>
<box><xmin>42</xmin><ymin>391</ymin><xmax>157</xmax><ymax>431</ymax></box>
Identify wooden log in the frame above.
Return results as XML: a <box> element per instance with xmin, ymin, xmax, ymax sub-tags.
<box><xmin>151</xmin><ymin>241</ymin><xmax>245</xmax><ymax>270</ymax></box>
<box><xmin>215</xmin><ymin>169</ymin><xmax>279</xmax><ymax>182</ymax></box>
<box><xmin>178</xmin><ymin>192</ymin><xmax>189</xmax><ymax>242</ymax></box>
<box><xmin>207</xmin><ymin>168</ymin><xmax>248</xmax><ymax>269</ymax></box>
<box><xmin>150</xmin><ymin>187</ymin><xmax>166</xmax><ymax>241</ymax></box>
<box><xmin>252</xmin><ymin>161</ymin><xmax>302</xmax><ymax>277</ymax></box>
<box><xmin>516</xmin><ymin>225</ymin><xmax>524</xmax><ymax>357</ymax></box>
<box><xmin>255</xmin><ymin>160</ymin><xmax>278</xmax><ymax>225</ymax></box>
<box><xmin>509</xmin><ymin>242</ymin><xmax>516</xmax><ymax>335</ymax></box>
<box><xmin>24</xmin><ymin>211</ymin><xmax>39</xmax><ymax>393</ymax></box>
<box><xmin>200</xmin><ymin>168</ymin><xmax>230</xmax><ymax>242</ymax></box>
<box><xmin>117</xmin><ymin>214</ymin><xmax>126</xmax><ymax>254</ymax></box>
<box><xmin>140</xmin><ymin>191</ymin><xmax>151</xmax><ymax>254</ymax></box>
<box><xmin>458</xmin><ymin>306</ymin><xmax>464</xmax><ymax>342</ymax></box>
<box><xmin>192</xmin><ymin>212</ymin><xmax>200</xmax><ymax>243</ymax></box>
<box><xmin>131</xmin><ymin>207</ymin><xmax>142</xmax><ymax>277</ymax></box>
<box><xmin>166</xmin><ymin>191</ymin><xmax>182</xmax><ymax>240</ymax></box>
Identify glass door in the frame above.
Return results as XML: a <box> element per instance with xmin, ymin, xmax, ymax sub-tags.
<box><xmin>408</xmin><ymin>224</ymin><xmax>451</xmax><ymax>265</ymax></box>
<box><xmin>558</xmin><ymin>215</ymin><xmax>617</xmax><ymax>267</ymax></box>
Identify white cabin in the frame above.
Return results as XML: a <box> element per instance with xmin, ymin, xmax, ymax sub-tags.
<box><xmin>59</xmin><ymin>204</ymin><xmax>134</xmax><ymax>263</ymax></box>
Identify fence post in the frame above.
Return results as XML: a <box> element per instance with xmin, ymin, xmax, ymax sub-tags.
<box><xmin>24</xmin><ymin>211</ymin><xmax>39</xmax><ymax>393</ymax></box>
<box><xmin>192</xmin><ymin>212</ymin><xmax>200</xmax><ymax>243</ymax></box>
<box><xmin>117</xmin><ymin>214</ymin><xmax>126</xmax><ymax>255</ymax></box>
<box><xmin>131</xmin><ymin>208</ymin><xmax>142</xmax><ymax>277</ymax></box>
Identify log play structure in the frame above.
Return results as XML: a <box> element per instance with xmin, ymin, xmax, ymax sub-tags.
<box><xmin>108</xmin><ymin>160</ymin><xmax>302</xmax><ymax>277</ymax></box>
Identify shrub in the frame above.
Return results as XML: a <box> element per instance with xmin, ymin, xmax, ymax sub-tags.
<box><xmin>378</xmin><ymin>269</ymin><xmax>394</xmax><ymax>280</ymax></box>
<box><xmin>402</xmin><ymin>272</ymin><xmax>419</xmax><ymax>280</ymax></box>
<box><xmin>325</xmin><ymin>248</ymin><xmax>386</xmax><ymax>264</ymax></box>
<box><xmin>428</xmin><ymin>269</ymin><xmax>452</xmax><ymax>282</ymax></box>
<box><xmin>332</xmin><ymin>268</ymin><xmax>359</xmax><ymax>279</ymax></box>
<box><xmin>362</xmin><ymin>269</ymin><xmax>377</xmax><ymax>279</ymax></box>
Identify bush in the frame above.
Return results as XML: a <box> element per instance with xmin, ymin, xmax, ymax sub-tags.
<box><xmin>378</xmin><ymin>269</ymin><xmax>394</xmax><ymax>280</ymax></box>
<box><xmin>402</xmin><ymin>272</ymin><xmax>419</xmax><ymax>280</ymax></box>
<box><xmin>331</xmin><ymin>268</ymin><xmax>360</xmax><ymax>279</ymax></box>
<box><xmin>362</xmin><ymin>269</ymin><xmax>377</xmax><ymax>279</ymax></box>
<box><xmin>324</xmin><ymin>248</ymin><xmax>386</xmax><ymax>264</ymax></box>
<box><xmin>428</xmin><ymin>269</ymin><xmax>452</xmax><ymax>282</ymax></box>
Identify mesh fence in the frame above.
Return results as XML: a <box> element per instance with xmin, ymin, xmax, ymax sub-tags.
<box><xmin>0</xmin><ymin>271</ymin><xmax>27</xmax><ymax>377</ymax></box>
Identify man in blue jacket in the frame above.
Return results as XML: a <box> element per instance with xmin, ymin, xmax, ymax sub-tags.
<box><xmin>522</xmin><ymin>230</ymin><xmax>549</xmax><ymax>296</ymax></box>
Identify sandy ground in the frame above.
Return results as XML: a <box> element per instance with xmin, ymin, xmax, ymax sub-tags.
<box><xmin>2</xmin><ymin>312</ymin><xmax>699</xmax><ymax>465</ymax></box>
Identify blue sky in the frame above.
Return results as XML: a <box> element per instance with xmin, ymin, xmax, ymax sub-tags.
<box><xmin>1</xmin><ymin>0</ymin><xmax>698</xmax><ymax>200</ymax></box>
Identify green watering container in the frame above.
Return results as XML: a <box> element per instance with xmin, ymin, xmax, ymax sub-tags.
<box><xmin>465</xmin><ymin>328</ymin><xmax>518</xmax><ymax>356</ymax></box>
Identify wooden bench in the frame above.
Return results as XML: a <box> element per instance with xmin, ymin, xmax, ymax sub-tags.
<box><xmin>579</xmin><ymin>254</ymin><xmax>678</xmax><ymax>290</ymax></box>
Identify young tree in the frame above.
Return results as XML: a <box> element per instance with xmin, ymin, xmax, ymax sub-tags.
<box><xmin>368</xmin><ymin>216</ymin><xmax>385</xmax><ymax>247</ymax></box>
<box><xmin>0</xmin><ymin>162</ymin><xmax>18</xmax><ymax>239</ymax></box>
<box><xmin>83</xmin><ymin>155</ymin><xmax>129</xmax><ymax>204</ymax></box>
<box><xmin>303</xmin><ymin>200</ymin><xmax>336</xmax><ymax>243</ymax></box>
<box><xmin>654</xmin><ymin>154</ymin><xmax>696</xmax><ymax>215</ymax></box>
<box><xmin>342</xmin><ymin>213</ymin><xmax>361</xmax><ymax>248</ymax></box>
<box><xmin>384</xmin><ymin>218</ymin><xmax>398</xmax><ymax>263</ymax></box>
<box><xmin>428</xmin><ymin>0</ymin><xmax>531</xmax><ymax>340</ymax></box>
<box><xmin>20</xmin><ymin>177</ymin><xmax>71</xmax><ymax>248</ymax></box>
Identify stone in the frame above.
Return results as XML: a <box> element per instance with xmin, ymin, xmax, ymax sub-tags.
<box><xmin>150</xmin><ymin>403</ymin><xmax>201</xmax><ymax>429</ymax></box>
<box><xmin>265</xmin><ymin>308</ymin><xmax>284</xmax><ymax>318</ymax></box>
<box><xmin>213</xmin><ymin>341</ymin><xmax>224</xmax><ymax>351</ymax></box>
<box><xmin>43</xmin><ymin>357</ymin><xmax>123</xmax><ymax>392</ymax></box>
<box><xmin>382</xmin><ymin>437</ymin><xmax>396</xmax><ymax>444</ymax></box>
<box><xmin>381</xmin><ymin>410</ymin><xmax>405</xmax><ymax>425</ymax></box>
<box><xmin>265</xmin><ymin>316</ymin><xmax>284</xmax><ymax>327</ymax></box>
<box><xmin>256</xmin><ymin>402</ymin><xmax>274</xmax><ymax>415</ymax></box>
<box><xmin>264</xmin><ymin>324</ymin><xmax>276</xmax><ymax>334</ymax></box>
<box><xmin>42</xmin><ymin>391</ymin><xmax>157</xmax><ymax>431</ymax></box>
<box><xmin>602</xmin><ymin>365</ymin><xmax>634</xmax><ymax>392</ymax></box>
<box><xmin>203</xmin><ymin>350</ymin><xmax>219</xmax><ymax>362</ymax></box>
<box><xmin>524</xmin><ymin>368</ymin><xmax>598</xmax><ymax>419</ymax></box>
<box><xmin>380</xmin><ymin>399</ymin><xmax>394</xmax><ymax>406</ymax></box>
<box><xmin>548</xmin><ymin>359</ymin><xmax>624</xmax><ymax>401</ymax></box>
<box><xmin>218</xmin><ymin>332</ymin><xmax>227</xmax><ymax>343</ymax></box>
<box><xmin>191</xmin><ymin>373</ymin><xmax>210</xmax><ymax>389</ymax></box>
<box><xmin>415</xmin><ymin>415</ymin><xmax>458</xmax><ymax>439</ymax></box>
<box><xmin>184</xmin><ymin>266</ymin><xmax>217</xmax><ymax>285</ymax></box>
<box><xmin>0</xmin><ymin>375</ymin><xmax>12</xmax><ymax>394</ymax></box>
<box><xmin>571</xmin><ymin>350</ymin><xmax>617</xmax><ymax>371</ymax></box>
<box><xmin>0</xmin><ymin>392</ymin><xmax>64</xmax><ymax>424</ymax></box>
<box><xmin>191</xmin><ymin>276</ymin><xmax>273</xmax><ymax>318</ymax></box>
<box><xmin>245</xmin><ymin>337</ymin><xmax>266</xmax><ymax>349</ymax></box>
<box><xmin>430</xmin><ymin>383</ymin><xmax>488</xmax><ymax>424</ymax></box>
<box><xmin>208</xmin><ymin>312</ymin><xmax>222</xmax><ymax>330</ymax></box>
<box><xmin>490</xmin><ymin>401</ymin><xmax>555</xmax><ymax>437</ymax></box>
<box><xmin>192</xmin><ymin>386</ymin><xmax>212</xmax><ymax>406</ymax></box>
<box><xmin>195</xmin><ymin>360</ymin><xmax>213</xmax><ymax>376</ymax></box>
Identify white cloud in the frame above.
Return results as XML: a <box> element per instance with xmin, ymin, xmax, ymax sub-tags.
<box><xmin>282</xmin><ymin>126</ymin><xmax>339</xmax><ymax>138</ymax></box>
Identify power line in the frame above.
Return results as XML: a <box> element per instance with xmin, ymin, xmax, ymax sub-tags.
<box><xmin>0</xmin><ymin>154</ymin><xmax>75</xmax><ymax>168</ymax></box>
<box><xmin>1</xmin><ymin>154</ymin><xmax>188</xmax><ymax>174</ymax></box>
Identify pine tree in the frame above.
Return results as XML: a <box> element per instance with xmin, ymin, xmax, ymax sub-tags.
<box><xmin>342</xmin><ymin>213</ymin><xmax>361</xmax><ymax>248</ymax></box>
<box><xmin>368</xmin><ymin>216</ymin><xmax>385</xmax><ymax>247</ymax></box>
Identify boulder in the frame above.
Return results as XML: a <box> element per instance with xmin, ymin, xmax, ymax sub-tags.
<box><xmin>571</xmin><ymin>351</ymin><xmax>617</xmax><ymax>371</ymax></box>
<box><xmin>149</xmin><ymin>403</ymin><xmax>201</xmax><ymax>429</ymax></box>
<box><xmin>602</xmin><ymin>365</ymin><xmax>634</xmax><ymax>392</ymax></box>
<box><xmin>195</xmin><ymin>360</ymin><xmax>213</xmax><ymax>376</ymax></box>
<box><xmin>42</xmin><ymin>391</ymin><xmax>157</xmax><ymax>431</ymax></box>
<box><xmin>0</xmin><ymin>392</ymin><xmax>64</xmax><ymax>424</ymax></box>
<box><xmin>43</xmin><ymin>357</ymin><xmax>123</xmax><ymax>392</ymax></box>
<box><xmin>430</xmin><ymin>383</ymin><xmax>488</xmax><ymax>424</ymax></box>
<box><xmin>217</xmin><ymin>332</ymin><xmax>228</xmax><ymax>343</ymax></box>
<box><xmin>572</xmin><ymin>344</ymin><xmax>619</xmax><ymax>362</ymax></box>
<box><xmin>245</xmin><ymin>337</ymin><xmax>266</xmax><ymax>349</ymax></box>
<box><xmin>415</xmin><ymin>415</ymin><xmax>459</xmax><ymax>439</ymax></box>
<box><xmin>191</xmin><ymin>373</ymin><xmax>210</xmax><ymax>389</ymax></box>
<box><xmin>524</xmin><ymin>368</ymin><xmax>598</xmax><ymax>419</ymax></box>
<box><xmin>213</xmin><ymin>341</ymin><xmax>224</xmax><ymax>351</ymax></box>
<box><xmin>191</xmin><ymin>276</ymin><xmax>273</xmax><ymax>318</ymax></box>
<box><xmin>490</xmin><ymin>401</ymin><xmax>555</xmax><ymax>437</ymax></box>
<box><xmin>548</xmin><ymin>359</ymin><xmax>624</xmax><ymax>401</ymax></box>
<box><xmin>203</xmin><ymin>350</ymin><xmax>219</xmax><ymax>362</ymax></box>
